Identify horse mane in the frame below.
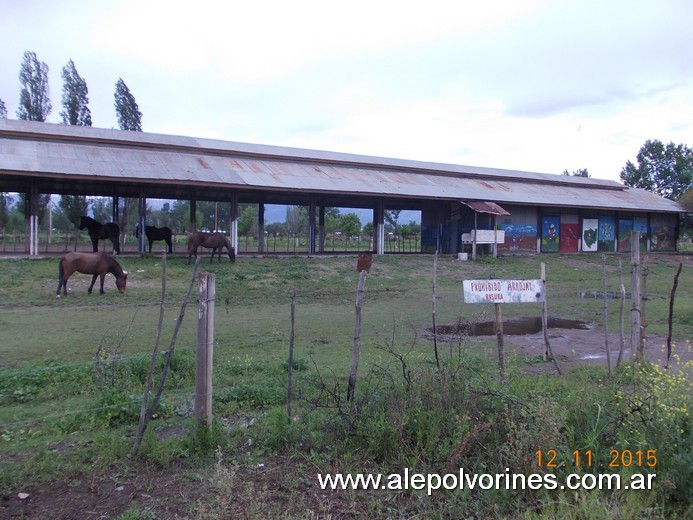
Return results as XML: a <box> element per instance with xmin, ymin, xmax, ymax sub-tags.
<box><xmin>106</xmin><ymin>255</ymin><xmax>125</xmax><ymax>277</ymax></box>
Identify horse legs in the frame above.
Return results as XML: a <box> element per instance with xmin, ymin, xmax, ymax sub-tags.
<box><xmin>88</xmin><ymin>274</ymin><xmax>107</xmax><ymax>294</ymax></box>
<box><xmin>88</xmin><ymin>274</ymin><xmax>98</xmax><ymax>294</ymax></box>
<box><xmin>56</xmin><ymin>276</ymin><xmax>67</xmax><ymax>297</ymax></box>
<box><xmin>148</xmin><ymin>239</ymin><xmax>153</xmax><ymax>254</ymax></box>
<box><xmin>90</xmin><ymin>236</ymin><xmax>99</xmax><ymax>253</ymax></box>
<box><xmin>56</xmin><ymin>261</ymin><xmax>70</xmax><ymax>298</ymax></box>
<box><xmin>166</xmin><ymin>239</ymin><xmax>173</xmax><ymax>254</ymax></box>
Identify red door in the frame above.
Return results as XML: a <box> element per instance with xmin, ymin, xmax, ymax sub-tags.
<box><xmin>559</xmin><ymin>215</ymin><xmax>579</xmax><ymax>253</ymax></box>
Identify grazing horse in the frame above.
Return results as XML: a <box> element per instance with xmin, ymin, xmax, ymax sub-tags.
<box><xmin>56</xmin><ymin>251</ymin><xmax>128</xmax><ymax>298</ymax></box>
<box><xmin>79</xmin><ymin>216</ymin><xmax>121</xmax><ymax>254</ymax></box>
<box><xmin>136</xmin><ymin>224</ymin><xmax>173</xmax><ymax>253</ymax></box>
<box><xmin>187</xmin><ymin>231</ymin><xmax>236</xmax><ymax>264</ymax></box>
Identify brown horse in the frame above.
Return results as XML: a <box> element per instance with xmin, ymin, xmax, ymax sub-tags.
<box><xmin>56</xmin><ymin>252</ymin><xmax>128</xmax><ymax>298</ymax></box>
<box><xmin>79</xmin><ymin>216</ymin><xmax>121</xmax><ymax>254</ymax></box>
<box><xmin>187</xmin><ymin>231</ymin><xmax>236</xmax><ymax>264</ymax></box>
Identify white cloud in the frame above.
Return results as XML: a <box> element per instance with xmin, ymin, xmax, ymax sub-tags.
<box><xmin>1</xmin><ymin>0</ymin><xmax>691</xmax><ymax>186</ymax></box>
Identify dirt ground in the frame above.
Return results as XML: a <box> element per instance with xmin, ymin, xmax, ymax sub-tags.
<box><xmin>506</xmin><ymin>326</ymin><xmax>691</xmax><ymax>374</ymax></box>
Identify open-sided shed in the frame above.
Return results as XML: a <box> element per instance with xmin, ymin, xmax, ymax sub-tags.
<box><xmin>0</xmin><ymin>119</ymin><xmax>684</xmax><ymax>255</ymax></box>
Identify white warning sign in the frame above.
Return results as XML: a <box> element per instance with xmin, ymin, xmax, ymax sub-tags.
<box><xmin>463</xmin><ymin>279</ymin><xmax>544</xmax><ymax>304</ymax></box>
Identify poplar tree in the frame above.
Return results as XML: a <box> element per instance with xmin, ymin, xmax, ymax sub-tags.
<box><xmin>60</xmin><ymin>60</ymin><xmax>92</xmax><ymax>126</ymax></box>
<box><xmin>113</xmin><ymin>78</ymin><xmax>143</xmax><ymax>239</ymax></box>
<box><xmin>0</xmin><ymin>99</ymin><xmax>7</xmax><ymax>118</ymax></box>
<box><xmin>114</xmin><ymin>78</ymin><xmax>142</xmax><ymax>131</ymax></box>
<box><xmin>16</xmin><ymin>51</ymin><xmax>52</xmax><ymax>121</ymax></box>
<box><xmin>59</xmin><ymin>59</ymin><xmax>91</xmax><ymax>229</ymax></box>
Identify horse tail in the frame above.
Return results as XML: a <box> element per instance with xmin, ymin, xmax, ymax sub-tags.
<box><xmin>186</xmin><ymin>232</ymin><xmax>196</xmax><ymax>264</ymax></box>
<box><xmin>225</xmin><ymin>236</ymin><xmax>236</xmax><ymax>262</ymax></box>
<box><xmin>56</xmin><ymin>256</ymin><xmax>65</xmax><ymax>297</ymax></box>
<box><xmin>110</xmin><ymin>223</ymin><xmax>121</xmax><ymax>254</ymax></box>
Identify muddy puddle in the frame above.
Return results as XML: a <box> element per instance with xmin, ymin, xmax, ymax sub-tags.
<box><xmin>434</xmin><ymin>316</ymin><xmax>591</xmax><ymax>337</ymax></box>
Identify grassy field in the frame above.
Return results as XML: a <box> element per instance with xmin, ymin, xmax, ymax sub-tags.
<box><xmin>0</xmin><ymin>252</ymin><xmax>691</xmax><ymax>518</ymax></box>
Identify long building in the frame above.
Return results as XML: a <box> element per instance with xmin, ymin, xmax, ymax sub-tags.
<box><xmin>0</xmin><ymin>119</ymin><xmax>684</xmax><ymax>255</ymax></box>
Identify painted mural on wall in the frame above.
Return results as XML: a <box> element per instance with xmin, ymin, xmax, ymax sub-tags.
<box><xmin>618</xmin><ymin>219</ymin><xmax>633</xmax><ymax>252</ymax></box>
<box><xmin>598</xmin><ymin>215</ymin><xmax>615</xmax><ymax>252</ymax></box>
<box><xmin>634</xmin><ymin>217</ymin><xmax>649</xmax><ymax>251</ymax></box>
<box><xmin>582</xmin><ymin>218</ymin><xmax>599</xmax><ymax>252</ymax></box>
<box><xmin>498</xmin><ymin>222</ymin><xmax>537</xmax><ymax>251</ymax></box>
<box><xmin>651</xmin><ymin>225</ymin><xmax>676</xmax><ymax>251</ymax></box>
<box><xmin>541</xmin><ymin>216</ymin><xmax>560</xmax><ymax>252</ymax></box>
<box><xmin>559</xmin><ymin>214</ymin><xmax>579</xmax><ymax>253</ymax></box>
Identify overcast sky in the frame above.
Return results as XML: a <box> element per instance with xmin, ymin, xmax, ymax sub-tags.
<box><xmin>1</xmin><ymin>0</ymin><xmax>691</xmax><ymax>183</ymax></box>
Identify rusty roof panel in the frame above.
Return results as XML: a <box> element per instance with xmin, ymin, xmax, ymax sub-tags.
<box><xmin>463</xmin><ymin>201</ymin><xmax>511</xmax><ymax>215</ymax></box>
<box><xmin>0</xmin><ymin>119</ymin><xmax>685</xmax><ymax>214</ymax></box>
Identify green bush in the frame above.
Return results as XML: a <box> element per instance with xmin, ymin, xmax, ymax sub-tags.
<box><xmin>0</xmin><ymin>360</ymin><xmax>93</xmax><ymax>404</ymax></box>
<box><xmin>215</xmin><ymin>382</ymin><xmax>285</xmax><ymax>409</ymax></box>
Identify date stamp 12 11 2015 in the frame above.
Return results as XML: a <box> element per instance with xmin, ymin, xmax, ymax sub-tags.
<box><xmin>535</xmin><ymin>449</ymin><xmax>657</xmax><ymax>469</ymax></box>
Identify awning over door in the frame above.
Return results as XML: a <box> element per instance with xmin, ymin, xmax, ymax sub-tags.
<box><xmin>461</xmin><ymin>200</ymin><xmax>511</xmax><ymax>215</ymax></box>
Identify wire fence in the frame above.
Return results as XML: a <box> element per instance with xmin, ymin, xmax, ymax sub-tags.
<box><xmin>3</xmin><ymin>252</ymin><xmax>687</xmax><ymax>444</ymax></box>
<box><xmin>1</xmin><ymin>231</ymin><xmax>423</xmax><ymax>255</ymax></box>
<box><xmin>0</xmin><ymin>270</ymin><xmax>473</xmax><ymax>435</ymax></box>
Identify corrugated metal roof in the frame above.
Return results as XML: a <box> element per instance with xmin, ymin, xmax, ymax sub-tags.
<box><xmin>462</xmin><ymin>201</ymin><xmax>511</xmax><ymax>215</ymax></box>
<box><xmin>0</xmin><ymin>119</ymin><xmax>685</xmax><ymax>214</ymax></box>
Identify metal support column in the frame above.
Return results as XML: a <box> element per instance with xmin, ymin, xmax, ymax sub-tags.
<box><xmin>229</xmin><ymin>192</ymin><xmax>238</xmax><ymax>254</ymax></box>
<box><xmin>27</xmin><ymin>182</ymin><xmax>39</xmax><ymax>256</ymax></box>
<box><xmin>375</xmin><ymin>200</ymin><xmax>385</xmax><ymax>255</ymax></box>
<box><xmin>308</xmin><ymin>197</ymin><xmax>316</xmax><ymax>256</ymax></box>
<box><xmin>137</xmin><ymin>195</ymin><xmax>147</xmax><ymax>255</ymax></box>
<box><xmin>258</xmin><ymin>202</ymin><xmax>265</xmax><ymax>254</ymax></box>
<box><xmin>319</xmin><ymin>205</ymin><xmax>326</xmax><ymax>253</ymax></box>
<box><xmin>190</xmin><ymin>199</ymin><xmax>197</xmax><ymax>231</ymax></box>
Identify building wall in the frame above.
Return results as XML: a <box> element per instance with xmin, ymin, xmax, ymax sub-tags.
<box><xmin>445</xmin><ymin>202</ymin><xmax>679</xmax><ymax>255</ymax></box>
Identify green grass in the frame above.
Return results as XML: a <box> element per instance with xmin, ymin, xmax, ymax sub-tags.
<box><xmin>0</xmin><ymin>252</ymin><xmax>691</xmax><ymax>517</ymax></box>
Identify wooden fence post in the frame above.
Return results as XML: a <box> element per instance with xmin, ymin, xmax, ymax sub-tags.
<box><xmin>665</xmin><ymin>263</ymin><xmax>683</xmax><ymax>369</ymax></box>
<box><xmin>616</xmin><ymin>257</ymin><xmax>627</xmax><ymax>367</ymax></box>
<box><xmin>196</xmin><ymin>272</ymin><xmax>215</xmax><ymax>430</ymax></box>
<box><xmin>495</xmin><ymin>303</ymin><xmax>505</xmax><ymax>384</ymax></box>
<box><xmin>540</xmin><ymin>263</ymin><xmax>561</xmax><ymax>375</ymax></box>
<box><xmin>287</xmin><ymin>287</ymin><xmax>296</xmax><ymax>423</ymax></box>
<box><xmin>630</xmin><ymin>232</ymin><xmax>642</xmax><ymax>361</ymax></box>
<box><xmin>601</xmin><ymin>255</ymin><xmax>612</xmax><ymax>375</ymax></box>
<box><xmin>432</xmin><ymin>252</ymin><xmax>440</xmax><ymax>369</ymax></box>
<box><xmin>347</xmin><ymin>270</ymin><xmax>368</xmax><ymax>410</ymax></box>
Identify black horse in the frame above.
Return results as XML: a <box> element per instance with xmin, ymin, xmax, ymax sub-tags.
<box><xmin>136</xmin><ymin>224</ymin><xmax>173</xmax><ymax>253</ymax></box>
<box><xmin>79</xmin><ymin>216</ymin><xmax>121</xmax><ymax>254</ymax></box>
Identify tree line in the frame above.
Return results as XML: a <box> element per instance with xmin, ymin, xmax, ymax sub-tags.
<box><xmin>0</xmin><ymin>50</ymin><xmax>147</xmax><ymax>238</ymax></box>
<box><xmin>0</xmin><ymin>194</ymin><xmax>420</xmax><ymax>243</ymax></box>
<box><xmin>1</xmin><ymin>50</ymin><xmax>142</xmax><ymax>129</ymax></box>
